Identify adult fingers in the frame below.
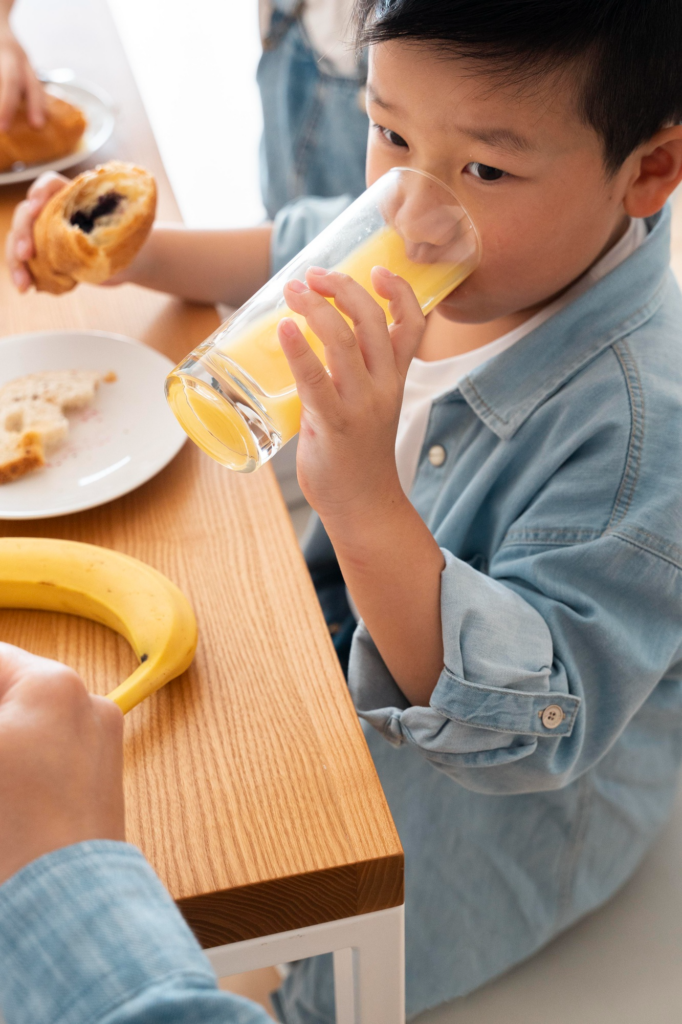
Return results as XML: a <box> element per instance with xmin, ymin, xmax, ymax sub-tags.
<box><xmin>283</xmin><ymin>278</ymin><xmax>369</xmax><ymax>393</ymax></box>
<box><xmin>0</xmin><ymin>50</ymin><xmax>21</xmax><ymax>132</ymax></box>
<box><xmin>0</xmin><ymin>643</ymin><xmax>86</xmax><ymax>708</ymax></box>
<box><xmin>370</xmin><ymin>267</ymin><xmax>426</xmax><ymax>378</ymax></box>
<box><xmin>0</xmin><ymin>643</ymin><xmax>32</xmax><ymax>702</ymax></box>
<box><xmin>277</xmin><ymin>315</ymin><xmax>343</xmax><ymax>421</ymax></box>
<box><xmin>305</xmin><ymin>267</ymin><xmax>394</xmax><ymax>380</ymax></box>
<box><xmin>24</xmin><ymin>65</ymin><xmax>47</xmax><ymax>129</ymax></box>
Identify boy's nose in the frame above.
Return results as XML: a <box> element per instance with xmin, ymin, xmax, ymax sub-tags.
<box><xmin>387</xmin><ymin>179</ymin><xmax>473</xmax><ymax>263</ymax></box>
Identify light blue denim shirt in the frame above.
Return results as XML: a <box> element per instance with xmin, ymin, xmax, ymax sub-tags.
<box><xmin>270</xmin><ymin>200</ymin><xmax>682</xmax><ymax>1022</ymax></box>
<box><xmin>0</xmin><ymin>841</ymin><xmax>268</xmax><ymax>1024</ymax></box>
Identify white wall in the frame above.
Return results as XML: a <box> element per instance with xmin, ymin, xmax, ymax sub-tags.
<box><xmin>107</xmin><ymin>0</ymin><xmax>265</xmax><ymax>228</ymax></box>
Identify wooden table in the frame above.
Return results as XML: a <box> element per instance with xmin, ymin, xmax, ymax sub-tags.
<box><xmin>0</xmin><ymin>2</ymin><xmax>404</xmax><ymax>1020</ymax></box>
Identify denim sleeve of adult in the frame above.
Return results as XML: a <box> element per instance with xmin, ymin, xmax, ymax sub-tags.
<box><xmin>0</xmin><ymin>841</ymin><xmax>269</xmax><ymax>1024</ymax></box>
<box><xmin>350</xmin><ymin>537</ymin><xmax>682</xmax><ymax>796</ymax></box>
<box><xmin>270</xmin><ymin>194</ymin><xmax>354</xmax><ymax>273</ymax></box>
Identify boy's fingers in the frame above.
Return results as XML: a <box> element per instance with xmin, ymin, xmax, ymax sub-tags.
<box><xmin>371</xmin><ymin>267</ymin><xmax>426</xmax><ymax>378</ymax></box>
<box><xmin>26</xmin><ymin>171</ymin><xmax>67</xmax><ymax>203</ymax></box>
<box><xmin>283</xmin><ymin>279</ymin><xmax>369</xmax><ymax>390</ymax></box>
<box><xmin>277</xmin><ymin>316</ymin><xmax>342</xmax><ymax>419</ymax></box>
<box><xmin>305</xmin><ymin>268</ymin><xmax>394</xmax><ymax>379</ymax></box>
<box><xmin>9</xmin><ymin>199</ymin><xmax>36</xmax><ymax>256</ymax></box>
<box><xmin>6</xmin><ymin>201</ymin><xmax>35</xmax><ymax>290</ymax></box>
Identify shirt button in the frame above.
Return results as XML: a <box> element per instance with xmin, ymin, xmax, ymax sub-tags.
<box><xmin>540</xmin><ymin>704</ymin><xmax>565</xmax><ymax>729</ymax></box>
<box><xmin>428</xmin><ymin>444</ymin><xmax>447</xmax><ymax>467</ymax></box>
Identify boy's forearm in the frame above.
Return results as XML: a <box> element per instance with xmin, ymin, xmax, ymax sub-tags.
<box><xmin>325</xmin><ymin>494</ymin><xmax>445</xmax><ymax>707</ymax></box>
<box><xmin>121</xmin><ymin>223</ymin><xmax>273</xmax><ymax>306</ymax></box>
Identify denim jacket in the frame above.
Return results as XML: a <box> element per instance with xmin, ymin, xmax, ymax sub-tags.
<box><xmin>0</xmin><ymin>842</ymin><xmax>268</xmax><ymax>1024</ymax></box>
<box><xmin>271</xmin><ymin>199</ymin><xmax>682</xmax><ymax>1021</ymax></box>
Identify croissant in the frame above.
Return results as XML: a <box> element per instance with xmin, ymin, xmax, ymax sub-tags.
<box><xmin>28</xmin><ymin>161</ymin><xmax>157</xmax><ymax>294</ymax></box>
<box><xmin>0</xmin><ymin>94</ymin><xmax>86</xmax><ymax>172</ymax></box>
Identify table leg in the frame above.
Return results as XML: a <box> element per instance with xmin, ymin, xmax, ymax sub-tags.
<box><xmin>207</xmin><ymin>904</ymin><xmax>405</xmax><ymax>1023</ymax></box>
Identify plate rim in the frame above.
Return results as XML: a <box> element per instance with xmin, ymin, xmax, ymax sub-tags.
<box><xmin>0</xmin><ymin>73</ymin><xmax>116</xmax><ymax>186</ymax></box>
<box><xmin>0</xmin><ymin>328</ymin><xmax>186</xmax><ymax>521</ymax></box>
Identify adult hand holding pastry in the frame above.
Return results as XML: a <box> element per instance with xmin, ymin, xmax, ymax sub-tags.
<box><xmin>6</xmin><ymin>161</ymin><xmax>157</xmax><ymax>294</ymax></box>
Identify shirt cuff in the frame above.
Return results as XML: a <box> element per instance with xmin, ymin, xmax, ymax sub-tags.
<box><xmin>349</xmin><ymin>550</ymin><xmax>580</xmax><ymax>770</ymax></box>
<box><xmin>270</xmin><ymin>194</ymin><xmax>354</xmax><ymax>274</ymax></box>
<box><xmin>0</xmin><ymin>841</ymin><xmax>263</xmax><ymax>1024</ymax></box>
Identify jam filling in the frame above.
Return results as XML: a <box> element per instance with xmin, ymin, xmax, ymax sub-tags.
<box><xmin>70</xmin><ymin>191</ymin><xmax>124</xmax><ymax>234</ymax></box>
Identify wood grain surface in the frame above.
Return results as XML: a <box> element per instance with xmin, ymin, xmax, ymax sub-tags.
<box><xmin>0</xmin><ymin>0</ymin><xmax>403</xmax><ymax>944</ymax></box>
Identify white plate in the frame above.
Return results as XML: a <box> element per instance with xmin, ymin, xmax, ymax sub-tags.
<box><xmin>0</xmin><ymin>331</ymin><xmax>186</xmax><ymax>519</ymax></box>
<box><xmin>0</xmin><ymin>69</ymin><xmax>116</xmax><ymax>186</ymax></box>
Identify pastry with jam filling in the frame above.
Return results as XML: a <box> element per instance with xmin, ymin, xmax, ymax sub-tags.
<box><xmin>28</xmin><ymin>161</ymin><xmax>157</xmax><ymax>294</ymax></box>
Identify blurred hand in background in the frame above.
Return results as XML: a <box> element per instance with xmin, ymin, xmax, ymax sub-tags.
<box><xmin>0</xmin><ymin>0</ymin><xmax>46</xmax><ymax>131</ymax></box>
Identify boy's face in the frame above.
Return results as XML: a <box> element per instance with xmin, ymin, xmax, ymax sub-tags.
<box><xmin>366</xmin><ymin>41</ymin><xmax>635</xmax><ymax>323</ymax></box>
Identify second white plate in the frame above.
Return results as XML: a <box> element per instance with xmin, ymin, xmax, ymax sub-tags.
<box><xmin>0</xmin><ymin>330</ymin><xmax>186</xmax><ymax>519</ymax></box>
<box><xmin>0</xmin><ymin>70</ymin><xmax>116</xmax><ymax>186</ymax></box>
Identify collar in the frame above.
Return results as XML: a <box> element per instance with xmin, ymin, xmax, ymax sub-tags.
<box><xmin>455</xmin><ymin>205</ymin><xmax>671</xmax><ymax>440</ymax></box>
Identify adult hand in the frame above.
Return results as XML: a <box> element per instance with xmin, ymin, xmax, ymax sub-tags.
<box><xmin>5</xmin><ymin>170</ymin><xmax>68</xmax><ymax>291</ymax></box>
<box><xmin>278</xmin><ymin>266</ymin><xmax>425</xmax><ymax>524</ymax></box>
<box><xmin>0</xmin><ymin>643</ymin><xmax>125</xmax><ymax>886</ymax></box>
<box><xmin>0</xmin><ymin>19</ymin><xmax>45</xmax><ymax>131</ymax></box>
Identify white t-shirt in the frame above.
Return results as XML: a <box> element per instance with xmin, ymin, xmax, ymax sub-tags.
<box><xmin>395</xmin><ymin>218</ymin><xmax>648</xmax><ymax>495</ymax></box>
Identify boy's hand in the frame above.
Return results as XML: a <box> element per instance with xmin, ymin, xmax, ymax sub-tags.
<box><xmin>278</xmin><ymin>266</ymin><xmax>425</xmax><ymax>525</ymax></box>
<box><xmin>5</xmin><ymin>171</ymin><xmax>68</xmax><ymax>291</ymax></box>
<box><xmin>0</xmin><ymin>643</ymin><xmax>125</xmax><ymax>886</ymax></box>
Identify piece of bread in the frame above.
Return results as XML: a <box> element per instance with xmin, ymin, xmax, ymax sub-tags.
<box><xmin>0</xmin><ymin>430</ymin><xmax>44</xmax><ymax>485</ymax></box>
<box><xmin>28</xmin><ymin>161</ymin><xmax>157</xmax><ymax>294</ymax></box>
<box><xmin>0</xmin><ymin>369</ymin><xmax>116</xmax><ymax>484</ymax></box>
<box><xmin>0</xmin><ymin>94</ymin><xmax>86</xmax><ymax>173</ymax></box>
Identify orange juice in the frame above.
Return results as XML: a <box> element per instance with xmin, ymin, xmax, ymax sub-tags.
<box><xmin>166</xmin><ymin>226</ymin><xmax>472</xmax><ymax>472</ymax></box>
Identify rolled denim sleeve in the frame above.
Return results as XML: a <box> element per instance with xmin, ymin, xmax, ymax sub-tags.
<box><xmin>0</xmin><ymin>841</ymin><xmax>269</xmax><ymax>1024</ymax></box>
<box><xmin>350</xmin><ymin>537</ymin><xmax>682</xmax><ymax>795</ymax></box>
<box><xmin>271</xmin><ymin>194</ymin><xmax>354</xmax><ymax>273</ymax></box>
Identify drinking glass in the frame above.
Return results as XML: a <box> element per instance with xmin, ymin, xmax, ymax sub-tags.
<box><xmin>165</xmin><ymin>167</ymin><xmax>481</xmax><ymax>473</ymax></box>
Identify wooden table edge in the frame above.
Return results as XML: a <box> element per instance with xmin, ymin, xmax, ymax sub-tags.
<box><xmin>178</xmin><ymin>852</ymin><xmax>405</xmax><ymax>948</ymax></box>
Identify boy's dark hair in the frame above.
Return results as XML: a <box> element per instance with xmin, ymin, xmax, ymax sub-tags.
<box><xmin>355</xmin><ymin>0</ymin><xmax>682</xmax><ymax>173</ymax></box>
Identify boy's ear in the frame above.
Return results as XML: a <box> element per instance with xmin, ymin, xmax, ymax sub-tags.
<box><xmin>623</xmin><ymin>126</ymin><xmax>682</xmax><ymax>219</ymax></box>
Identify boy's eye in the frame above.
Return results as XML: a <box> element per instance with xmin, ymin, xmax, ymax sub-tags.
<box><xmin>376</xmin><ymin>124</ymin><xmax>409</xmax><ymax>148</ymax></box>
<box><xmin>466</xmin><ymin>162</ymin><xmax>507</xmax><ymax>181</ymax></box>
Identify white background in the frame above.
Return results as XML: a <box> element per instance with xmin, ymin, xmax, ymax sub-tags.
<box><xmin>107</xmin><ymin>0</ymin><xmax>265</xmax><ymax>228</ymax></box>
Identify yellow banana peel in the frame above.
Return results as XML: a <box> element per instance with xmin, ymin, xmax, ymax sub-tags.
<box><xmin>0</xmin><ymin>537</ymin><xmax>198</xmax><ymax>714</ymax></box>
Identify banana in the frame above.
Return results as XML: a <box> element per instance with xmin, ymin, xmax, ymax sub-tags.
<box><xmin>0</xmin><ymin>537</ymin><xmax>198</xmax><ymax>714</ymax></box>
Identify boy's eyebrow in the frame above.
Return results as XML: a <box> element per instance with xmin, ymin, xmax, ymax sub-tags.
<box><xmin>458</xmin><ymin>126</ymin><xmax>535</xmax><ymax>155</ymax></box>
<box><xmin>366</xmin><ymin>85</ymin><xmax>398</xmax><ymax>112</ymax></box>
<box><xmin>367</xmin><ymin>86</ymin><xmax>534</xmax><ymax>154</ymax></box>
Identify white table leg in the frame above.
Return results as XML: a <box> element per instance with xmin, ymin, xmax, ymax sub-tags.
<box><xmin>207</xmin><ymin>904</ymin><xmax>405</xmax><ymax>1024</ymax></box>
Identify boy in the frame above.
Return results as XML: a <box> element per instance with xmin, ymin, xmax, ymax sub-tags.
<box><xmin>8</xmin><ymin>1</ymin><xmax>682</xmax><ymax>1019</ymax></box>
